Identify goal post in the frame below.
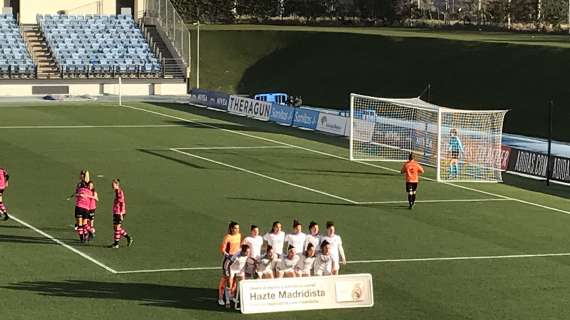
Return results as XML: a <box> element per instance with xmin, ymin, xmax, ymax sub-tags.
<box><xmin>349</xmin><ymin>93</ymin><xmax>508</xmax><ymax>182</ymax></box>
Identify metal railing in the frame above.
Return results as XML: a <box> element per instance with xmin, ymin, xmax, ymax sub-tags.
<box><xmin>144</xmin><ymin>0</ymin><xmax>191</xmax><ymax>75</ymax></box>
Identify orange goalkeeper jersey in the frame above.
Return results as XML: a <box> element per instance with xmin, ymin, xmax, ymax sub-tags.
<box><xmin>401</xmin><ymin>160</ymin><xmax>424</xmax><ymax>183</ymax></box>
<box><xmin>220</xmin><ymin>233</ymin><xmax>241</xmax><ymax>255</ymax></box>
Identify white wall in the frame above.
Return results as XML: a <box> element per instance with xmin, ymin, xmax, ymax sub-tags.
<box><xmin>20</xmin><ymin>0</ymin><xmax>117</xmax><ymax>24</ymax></box>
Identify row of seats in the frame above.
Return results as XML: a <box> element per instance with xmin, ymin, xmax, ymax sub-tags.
<box><xmin>0</xmin><ymin>14</ymin><xmax>35</xmax><ymax>77</ymax></box>
<box><xmin>38</xmin><ymin>14</ymin><xmax>161</xmax><ymax>76</ymax></box>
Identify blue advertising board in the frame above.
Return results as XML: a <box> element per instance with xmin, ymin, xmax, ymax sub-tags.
<box><xmin>293</xmin><ymin>108</ymin><xmax>319</xmax><ymax>130</ymax></box>
<box><xmin>269</xmin><ymin>104</ymin><xmax>295</xmax><ymax>126</ymax></box>
<box><xmin>189</xmin><ymin>88</ymin><xmax>229</xmax><ymax>111</ymax></box>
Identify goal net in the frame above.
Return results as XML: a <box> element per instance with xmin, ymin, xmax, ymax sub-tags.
<box><xmin>350</xmin><ymin>93</ymin><xmax>508</xmax><ymax>182</ymax></box>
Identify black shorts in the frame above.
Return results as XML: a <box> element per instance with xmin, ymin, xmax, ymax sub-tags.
<box><xmin>0</xmin><ymin>188</ymin><xmax>4</xmax><ymax>195</ymax></box>
<box><xmin>88</xmin><ymin>210</ymin><xmax>96</xmax><ymax>220</ymax></box>
<box><xmin>451</xmin><ymin>150</ymin><xmax>460</xmax><ymax>159</ymax></box>
<box><xmin>113</xmin><ymin>214</ymin><xmax>124</xmax><ymax>225</ymax></box>
<box><xmin>75</xmin><ymin>206</ymin><xmax>90</xmax><ymax>219</ymax></box>
<box><xmin>406</xmin><ymin>182</ymin><xmax>418</xmax><ymax>193</ymax></box>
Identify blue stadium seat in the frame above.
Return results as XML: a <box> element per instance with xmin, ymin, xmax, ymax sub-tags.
<box><xmin>38</xmin><ymin>14</ymin><xmax>160</xmax><ymax>78</ymax></box>
<box><xmin>0</xmin><ymin>14</ymin><xmax>35</xmax><ymax>78</ymax></box>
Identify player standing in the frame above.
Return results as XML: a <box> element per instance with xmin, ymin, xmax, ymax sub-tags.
<box><xmin>320</xmin><ymin>221</ymin><xmax>346</xmax><ymax>275</ymax></box>
<box><xmin>68</xmin><ymin>170</ymin><xmax>89</xmax><ymax>230</ymax></box>
<box><xmin>243</xmin><ymin>225</ymin><xmax>263</xmax><ymax>261</ymax></box>
<box><xmin>263</xmin><ymin>221</ymin><xmax>285</xmax><ymax>257</ymax></box>
<box><xmin>400</xmin><ymin>153</ymin><xmax>425</xmax><ymax>209</ymax></box>
<box><xmin>0</xmin><ymin>167</ymin><xmax>10</xmax><ymax>221</ymax></box>
<box><xmin>83</xmin><ymin>181</ymin><xmax>98</xmax><ymax>242</ymax></box>
<box><xmin>218</xmin><ymin>221</ymin><xmax>241</xmax><ymax>307</ymax></box>
<box><xmin>285</xmin><ymin>219</ymin><xmax>306</xmax><ymax>256</ymax></box>
<box><xmin>303</xmin><ymin>221</ymin><xmax>320</xmax><ymax>252</ymax></box>
<box><xmin>448</xmin><ymin>128</ymin><xmax>464</xmax><ymax>179</ymax></box>
<box><xmin>74</xmin><ymin>180</ymin><xmax>93</xmax><ymax>242</ymax></box>
<box><xmin>109</xmin><ymin>179</ymin><xmax>133</xmax><ymax>248</ymax></box>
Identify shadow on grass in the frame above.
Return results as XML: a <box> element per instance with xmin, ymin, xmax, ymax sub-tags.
<box><xmin>0</xmin><ymin>234</ymin><xmax>75</xmax><ymax>245</ymax></box>
<box><xmin>502</xmin><ymin>173</ymin><xmax>570</xmax><ymax>200</ymax></box>
<box><xmin>137</xmin><ymin>149</ymin><xmax>208</xmax><ymax>170</ymax></box>
<box><xmin>228</xmin><ymin>196</ymin><xmax>354</xmax><ymax>206</ymax></box>
<box><xmin>3</xmin><ymin>280</ymin><xmax>226</xmax><ymax>312</ymax></box>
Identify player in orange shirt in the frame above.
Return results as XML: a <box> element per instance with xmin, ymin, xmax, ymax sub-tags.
<box><xmin>218</xmin><ymin>221</ymin><xmax>241</xmax><ymax>307</ymax></box>
<box><xmin>401</xmin><ymin>153</ymin><xmax>425</xmax><ymax>209</ymax></box>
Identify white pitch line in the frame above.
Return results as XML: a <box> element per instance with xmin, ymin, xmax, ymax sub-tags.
<box><xmin>116</xmin><ymin>266</ymin><xmax>219</xmax><ymax>274</ymax></box>
<box><xmin>171</xmin><ymin>148</ymin><xmax>358</xmax><ymax>204</ymax></box>
<box><xmin>347</xmin><ymin>252</ymin><xmax>570</xmax><ymax>264</ymax></box>
<box><xmin>114</xmin><ymin>251</ymin><xmax>570</xmax><ymax>274</ymax></box>
<box><xmin>176</xmin><ymin>146</ymin><xmax>294</xmax><ymax>150</ymax></box>
<box><xmin>9</xmin><ymin>214</ymin><xmax>117</xmax><ymax>274</ymax></box>
<box><xmin>0</xmin><ymin>124</ymin><xmax>184</xmax><ymax>129</ymax></box>
<box><xmin>121</xmin><ymin>104</ymin><xmax>570</xmax><ymax>215</ymax></box>
<box><xmin>356</xmin><ymin>198</ymin><xmax>513</xmax><ymax>205</ymax></box>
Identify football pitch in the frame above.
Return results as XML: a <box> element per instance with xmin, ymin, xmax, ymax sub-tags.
<box><xmin>0</xmin><ymin>100</ymin><xmax>569</xmax><ymax>319</ymax></box>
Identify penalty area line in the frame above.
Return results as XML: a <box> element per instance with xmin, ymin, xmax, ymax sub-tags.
<box><xmin>170</xmin><ymin>148</ymin><xmax>359</xmax><ymax>205</ymax></box>
<box><xmin>0</xmin><ymin>124</ymin><xmax>185</xmax><ymax>129</ymax></box>
<box><xmin>356</xmin><ymin>198</ymin><xmax>513</xmax><ymax>205</ymax></box>
<box><xmin>9</xmin><ymin>214</ymin><xmax>117</xmax><ymax>274</ymax></box>
<box><xmin>120</xmin><ymin>104</ymin><xmax>570</xmax><ymax>216</ymax></box>
<box><xmin>175</xmin><ymin>146</ymin><xmax>294</xmax><ymax>150</ymax></box>
<box><xmin>114</xmin><ymin>252</ymin><xmax>570</xmax><ymax>274</ymax></box>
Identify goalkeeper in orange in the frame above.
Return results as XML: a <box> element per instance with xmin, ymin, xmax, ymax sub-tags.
<box><xmin>401</xmin><ymin>153</ymin><xmax>424</xmax><ymax>209</ymax></box>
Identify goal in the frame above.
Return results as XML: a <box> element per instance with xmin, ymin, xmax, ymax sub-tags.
<box><xmin>349</xmin><ymin>93</ymin><xmax>508</xmax><ymax>182</ymax></box>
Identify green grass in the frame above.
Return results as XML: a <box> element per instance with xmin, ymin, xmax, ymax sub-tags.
<box><xmin>190</xmin><ymin>25</ymin><xmax>570</xmax><ymax>141</ymax></box>
<box><xmin>0</xmin><ymin>101</ymin><xmax>569</xmax><ymax>319</ymax></box>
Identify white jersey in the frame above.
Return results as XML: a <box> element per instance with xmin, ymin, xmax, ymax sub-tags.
<box><xmin>285</xmin><ymin>232</ymin><xmax>306</xmax><ymax>253</ymax></box>
<box><xmin>304</xmin><ymin>233</ymin><xmax>321</xmax><ymax>252</ymax></box>
<box><xmin>295</xmin><ymin>255</ymin><xmax>316</xmax><ymax>274</ymax></box>
<box><xmin>313</xmin><ymin>253</ymin><xmax>333</xmax><ymax>276</ymax></box>
<box><xmin>229</xmin><ymin>253</ymin><xmax>249</xmax><ymax>277</ymax></box>
<box><xmin>243</xmin><ymin>235</ymin><xmax>263</xmax><ymax>259</ymax></box>
<box><xmin>263</xmin><ymin>231</ymin><xmax>285</xmax><ymax>256</ymax></box>
<box><xmin>321</xmin><ymin>234</ymin><xmax>344</xmax><ymax>263</ymax></box>
<box><xmin>277</xmin><ymin>254</ymin><xmax>300</xmax><ymax>272</ymax></box>
<box><xmin>257</xmin><ymin>252</ymin><xmax>279</xmax><ymax>274</ymax></box>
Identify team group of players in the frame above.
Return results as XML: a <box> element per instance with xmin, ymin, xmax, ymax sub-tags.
<box><xmin>217</xmin><ymin>219</ymin><xmax>347</xmax><ymax>309</ymax></box>
<box><xmin>0</xmin><ymin>168</ymin><xmax>133</xmax><ymax>248</ymax></box>
<box><xmin>71</xmin><ymin>170</ymin><xmax>133</xmax><ymax>248</ymax></box>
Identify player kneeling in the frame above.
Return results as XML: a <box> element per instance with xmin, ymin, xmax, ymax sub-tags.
<box><xmin>256</xmin><ymin>245</ymin><xmax>279</xmax><ymax>279</ymax></box>
<box><xmin>276</xmin><ymin>245</ymin><xmax>299</xmax><ymax>278</ymax></box>
<box><xmin>295</xmin><ymin>243</ymin><xmax>316</xmax><ymax>277</ymax></box>
<box><xmin>109</xmin><ymin>179</ymin><xmax>133</xmax><ymax>248</ymax></box>
<box><xmin>313</xmin><ymin>240</ymin><xmax>334</xmax><ymax>276</ymax></box>
<box><xmin>227</xmin><ymin>244</ymin><xmax>251</xmax><ymax>310</ymax></box>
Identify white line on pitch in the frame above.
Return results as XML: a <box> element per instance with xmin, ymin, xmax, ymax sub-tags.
<box><xmin>121</xmin><ymin>104</ymin><xmax>570</xmax><ymax>215</ymax></box>
<box><xmin>348</xmin><ymin>252</ymin><xmax>570</xmax><ymax>264</ymax></box>
<box><xmin>176</xmin><ymin>146</ymin><xmax>294</xmax><ymax>150</ymax></box>
<box><xmin>170</xmin><ymin>148</ymin><xmax>358</xmax><ymax>204</ymax></box>
<box><xmin>116</xmin><ymin>266</ymin><xmax>219</xmax><ymax>274</ymax></box>
<box><xmin>0</xmin><ymin>124</ymin><xmax>185</xmax><ymax>129</ymax></box>
<box><xmin>9</xmin><ymin>214</ymin><xmax>117</xmax><ymax>274</ymax></box>
<box><xmin>114</xmin><ymin>251</ymin><xmax>570</xmax><ymax>274</ymax></box>
<box><xmin>356</xmin><ymin>198</ymin><xmax>513</xmax><ymax>205</ymax></box>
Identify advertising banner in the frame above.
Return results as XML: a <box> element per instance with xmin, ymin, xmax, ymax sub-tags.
<box><xmin>239</xmin><ymin>274</ymin><xmax>374</xmax><ymax>314</ymax></box>
<box><xmin>189</xmin><ymin>88</ymin><xmax>229</xmax><ymax>111</ymax></box>
<box><xmin>293</xmin><ymin>108</ymin><xmax>320</xmax><ymax>130</ymax></box>
<box><xmin>269</xmin><ymin>104</ymin><xmax>295</xmax><ymax>126</ymax></box>
<box><xmin>228</xmin><ymin>95</ymin><xmax>272</xmax><ymax>121</ymax></box>
<box><xmin>316</xmin><ymin>113</ymin><xmax>348</xmax><ymax>136</ymax></box>
<box><xmin>500</xmin><ymin>145</ymin><xmax>512</xmax><ymax>171</ymax></box>
<box><xmin>505</xmin><ymin>148</ymin><xmax>570</xmax><ymax>184</ymax></box>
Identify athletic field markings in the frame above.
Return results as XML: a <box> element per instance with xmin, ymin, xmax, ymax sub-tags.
<box><xmin>0</xmin><ymin>124</ymin><xmax>185</xmax><ymax>129</ymax></box>
<box><xmin>121</xmin><ymin>103</ymin><xmax>570</xmax><ymax>216</ymax></box>
<box><xmin>356</xmin><ymin>198</ymin><xmax>512</xmax><ymax>205</ymax></box>
<box><xmin>114</xmin><ymin>251</ymin><xmax>570</xmax><ymax>274</ymax></box>
<box><xmin>9</xmin><ymin>214</ymin><xmax>117</xmax><ymax>274</ymax></box>
<box><xmin>170</xmin><ymin>148</ymin><xmax>359</xmax><ymax>204</ymax></box>
<box><xmin>176</xmin><ymin>146</ymin><xmax>294</xmax><ymax>150</ymax></box>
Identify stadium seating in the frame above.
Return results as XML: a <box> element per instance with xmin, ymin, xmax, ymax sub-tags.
<box><xmin>0</xmin><ymin>14</ymin><xmax>35</xmax><ymax>78</ymax></box>
<box><xmin>38</xmin><ymin>14</ymin><xmax>161</xmax><ymax>78</ymax></box>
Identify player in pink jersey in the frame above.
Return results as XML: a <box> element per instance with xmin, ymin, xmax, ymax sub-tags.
<box><xmin>109</xmin><ymin>179</ymin><xmax>133</xmax><ymax>248</ymax></box>
<box><xmin>68</xmin><ymin>170</ymin><xmax>89</xmax><ymax>230</ymax></box>
<box><xmin>0</xmin><ymin>167</ymin><xmax>10</xmax><ymax>221</ymax></box>
<box><xmin>75</xmin><ymin>183</ymin><xmax>94</xmax><ymax>243</ymax></box>
<box><xmin>82</xmin><ymin>181</ymin><xmax>98</xmax><ymax>242</ymax></box>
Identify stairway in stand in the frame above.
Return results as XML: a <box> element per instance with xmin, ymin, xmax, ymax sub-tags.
<box><xmin>23</xmin><ymin>25</ymin><xmax>60</xmax><ymax>79</ymax></box>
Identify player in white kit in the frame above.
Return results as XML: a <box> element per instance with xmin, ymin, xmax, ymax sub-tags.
<box><xmin>320</xmin><ymin>221</ymin><xmax>346</xmax><ymax>275</ymax></box>
<box><xmin>285</xmin><ymin>219</ymin><xmax>306</xmax><ymax>256</ymax></box>
<box><xmin>263</xmin><ymin>221</ymin><xmax>285</xmax><ymax>256</ymax></box>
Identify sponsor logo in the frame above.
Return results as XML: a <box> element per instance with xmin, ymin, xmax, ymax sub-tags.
<box><xmin>228</xmin><ymin>95</ymin><xmax>272</xmax><ymax>121</ymax></box>
<box><xmin>551</xmin><ymin>157</ymin><xmax>570</xmax><ymax>183</ymax></box>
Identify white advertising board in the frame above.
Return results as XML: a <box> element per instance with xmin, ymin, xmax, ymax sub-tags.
<box><xmin>227</xmin><ymin>95</ymin><xmax>272</xmax><ymax>121</ymax></box>
<box><xmin>316</xmin><ymin>113</ymin><xmax>348</xmax><ymax>136</ymax></box>
<box><xmin>239</xmin><ymin>273</ymin><xmax>373</xmax><ymax>314</ymax></box>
